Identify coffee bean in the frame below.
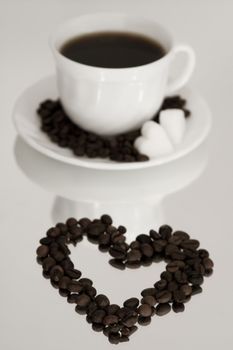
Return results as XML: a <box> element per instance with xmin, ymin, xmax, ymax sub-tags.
<box><xmin>75</xmin><ymin>294</ymin><xmax>91</xmax><ymax>309</ymax></box>
<box><xmin>118</xmin><ymin>225</ymin><xmax>127</xmax><ymax>234</ymax></box>
<box><xmin>203</xmin><ymin>258</ymin><xmax>214</xmax><ymax>269</ymax></box>
<box><xmin>180</xmin><ymin>239</ymin><xmax>200</xmax><ymax>251</ymax></box>
<box><xmin>47</xmin><ymin>227</ymin><xmax>61</xmax><ymax>238</ymax></box>
<box><xmin>123</xmin><ymin>298</ymin><xmax>139</xmax><ymax>310</ymax></box>
<box><xmin>149</xmin><ymin>230</ymin><xmax>160</xmax><ymax>240</ymax></box>
<box><xmin>120</xmin><ymin>336</ymin><xmax>129</xmax><ymax>343</ymax></box>
<box><xmin>204</xmin><ymin>268</ymin><xmax>213</xmax><ymax>276</ymax></box>
<box><xmin>159</xmin><ymin>225</ymin><xmax>172</xmax><ymax>240</ymax></box>
<box><xmin>103</xmin><ymin>315</ymin><xmax>119</xmax><ymax>325</ymax></box>
<box><xmin>36</xmin><ymin>245</ymin><xmax>49</xmax><ymax>258</ymax></box>
<box><xmin>109</xmin><ymin>324</ymin><xmax>121</xmax><ymax>333</ymax></box>
<box><xmin>66</xmin><ymin>217</ymin><xmax>78</xmax><ymax>227</ymax></box>
<box><xmin>39</xmin><ymin>236</ymin><xmax>54</xmax><ymax>245</ymax></box>
<box><xmin>129</xmin><ymin>241</ymin><xmax>140</xmax><ymax>250</ymax></box>
<box><xmin>154</xmin><ymin>279</ymin><xmax>167</xmax><ymax>290</ymax></box>
<box><xmin>136</xmin><ymin>234</ymin><xmax>151</xmax><ymax>244</ymax></box>
<box><xmin>96</xmin><ymin>294</ymin><xmax>110</xmax><ymax>308</ymax></box>
<box><xmin>67</xmin><ymin>293</ymin><xmax>79</xmax><ymax>304</ymax></box>
<box><xmin>140</xmin><ymin>244</ymin><xmax>154</xmax><ymax>258</ymax></box>
<box><xmin>67</xmin><ymin>281</ymin><xmax>83</xmax><ymax>293</ymax></box>
<box><xmin>155</xmin><ymin>303</ymin><xmax>171</xmax><ymax>316</ymax></box>
<box><xmin>173</xmin><ymin>290</ymin><xmax>186</xmax><ymax>303</ymax></box>
<box><xmin>98</xmin><ymin>233</ymin><xmax>110</xmax><ymax>246</ymax></box>
<box><xmin>59</xmin><ymin>289</ymin><xmax>70</xmax><ymax>297</ymax></box>
<box><xmin>198</xmin><ymin>249</ymin><xmax>209</xmax><ymax>259</ymax></box>
<box><xmin>152</xmin><ymin>239</ymin><xmax>167</xmax><ymax>253</ymax></box>
<box><xmin>138</xmin><ymin>316</ymin><xmax>151</xmax><ymax>326</ymax></box>
<box><xmin>156</xmin><ymin>290</ymin><xmax>172</xmax><ymax>303</ymax></box>
<box><xmin>64</xmin><ymin>268</ymin><xmax>81</xmax><ymax>279</ymax></box>
<box><xmin>56</xmin><ymin>223</ymin><xmax>68</xmax><ymax>234</ymax></box>
<box><xmin>141</xmin><ymin>288</ymin><xmax>156</xmax><ymax>297</ymax></box>
<box><xmin>109</xmin><ymin>247</ymin><xmax>126</xmax><ymax>260</ymax></box>
<box><xmin>173</xmin><ymin>231</ymin><xmax>190</xmax><ymax>241</ymax></box>
<box><xmin>180</xmin><ymin>284</ymin><xmax>192</xmax><ymax>296</ymax></box>
<box><xmin>188</xmin><ymin>273</ymin><xmax>204</xmax><ymax>285</ymax></box>
<box><xmin>127</xmin><ymin>249</ymin><xmax>142</xmax><ymax>262</ymax></box>
<box><xmin>165</xmin><ymin>244</ymin><xmax>179</xmax><ymax>256</ymax></box>
<box><xmin>106</xmin><ymin>304</ymin><xmax>120</xmax><ymax>315</ymax></box>
<box><xmin>191</xmin><ymin>285</ymin><xmax>202</xmax><ymax>295</ymax></box>
<box><xmin>172</xmin><ymin>302</ymin><xmax>185</xmax><ymax>313</ymax></box>
<box><xmin>50</xmin><ymin>265</ymin><xmax>64</xmax><ymax>282</ymax></box>
<box><xmin>91</xmin><ymin>309</ymin><xmax>106</xmax><ymax>323</ymax></box>
<box><xmin>79</xmin><ymin>218</ymin><xmax>91</xmax><ymax>228</ymax></box>
<box><xmin>86</xmin><ymin>286</ymin><xmax>97</xmax><ymax>298</ymax></box>
<box><xmin>160</xmin><ymin>271</ymin><xmax>173</xmax><ymax>282</ymax></box>
<box><xmin>167</xmin><ymin>281</ymin><xmax>178</xmax><ymax>292</ymax></box>
<box><xmin>79</xmin><ymin>278</ymin><xmax>93</xmax><ymax>287</ymax></box>
<box><xmin>138</xmin><ymin>304</ymin><xmax>152</xmax><ymax>317</ymax></box>
<box><xmin>58</xmin><ymin>276</ymin><xmax>71</xmax><ymax>289</ymax></box>
<box><xmin>69</xmin><ymin>226</ymin><xmax>83</xmax><ymax>240</ymax></box>
<box><xmin>141</xmin><ymin>296</ymin><xmax>156</xmax><ymax>306</ymax></box>
<box><xmin>92</xmin><ymin>323</ymin><xmax>104</xmax><ymax>332</ymax></box>
<box><xmin>125</xmin><ymin>261</ymin><xmax>141</xmax><ymax>269</ymax></box>
<box><xmin>168</xmin><ymin>235</ymin><xmax>183</xmax><ymax>245</ymax></box>
<box><xmin>167</xmin><ymin>261</ymin><xmax>185</xmax><ymax>272</ymax></box>
<box><xmin>171</xmin><ymin>251</ymin><xmax>186</xmax><ymax>260</ymax></box>
<box><xmin>61</xmin><ymin>257</ymin><xmax>74</xmax><ymax>269</ymax></box>
<box><xmin>87</xmin><ymin>222</ymin><xmax>106</xmax><ymax>237</ymax></box>
<box><xmin>106</xmin><ymin>225</ymin><xmax>117</xmax><ymax>234</ymax></box>
<box><xmin>42</xmin><ymin>256</ymin><xmax>56</xmax><ymax>272</ymax></box>
<box><xmin>109</xmin><ymin>259</ymin><xmax>125</xmax><ymax>270</ymax></box>
<box><xmin>129</xmin><ymin>325</ymin><xmax>138</xmax><ymax>335</ymax></box>
<box><xmin>108</xmin><ymin>333</ymin><xmax>120</xmax><ymax>344</ymax></box>
<box><xmin>122</xmin><ymin>315</ymin><xmax>138</xmax><ymax>327</ymax></box>
<box><xmin>100</xmin><ymin>214</ymin><xmax>112</xmax><ymax>225</ymax></box>
<box><xmin>117</xmin><ymin>307</ymin><xmax>134</xmax><ymax>320</ymax></box>
<box><xmin>174</xmin><ymin>271</ymin><xmax>187</xmax><ymax>284</ymax></box>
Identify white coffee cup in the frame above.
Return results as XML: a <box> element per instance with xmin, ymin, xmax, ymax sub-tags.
<box><xmin>50</xmin><ymin>13</ymin><xmax>195</xmax><ymax>136</ymax></box>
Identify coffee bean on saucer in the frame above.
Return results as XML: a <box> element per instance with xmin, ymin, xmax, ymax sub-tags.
<box><xmin>155</xmin><ymin>303</ymin><xmax>171</xmax><ymax>316</ymax></box>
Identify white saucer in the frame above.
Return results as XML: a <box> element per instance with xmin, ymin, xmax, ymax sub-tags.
<box><xmin>13</xmin><ymin>75</ymin><xmax>212</xmax><ymax>170</ymax></box>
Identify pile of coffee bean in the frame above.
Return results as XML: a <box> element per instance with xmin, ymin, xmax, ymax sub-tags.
<box><xmin>36</xmin><ymin>215</ymin><xmax>213</xmax><ymax>344</ymax></box>
<box><xmin>37</xmin><ymin>96</ymin><xmax>190</xmax><ymax>163</ymax></box>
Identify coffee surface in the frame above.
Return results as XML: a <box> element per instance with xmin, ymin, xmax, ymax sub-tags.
<box><xmin>60</xmin><ymin>32</ymin><xmax>166</xmax><ymax>68</ymax></box>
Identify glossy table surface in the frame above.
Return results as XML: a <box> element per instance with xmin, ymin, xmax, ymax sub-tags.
<box><xmin>1</xmin><ymin>1</ymin><xmax>233</xmax><ymax>349</ymax></box>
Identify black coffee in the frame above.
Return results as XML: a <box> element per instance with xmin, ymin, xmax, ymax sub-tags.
<box><xmin>60</xmin><ymin>32</ymin><xmax>166</xmax><ymax>68</ymax></box>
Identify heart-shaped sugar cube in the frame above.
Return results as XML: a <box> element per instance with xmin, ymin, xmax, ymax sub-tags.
<box><xmin>134</xmin><ymin>121</ymin><xmax>174</xmax><ymax>158</ymax></box>
<box><xmin>159</xmin><ymin>109</ymin><xmax>186</xmax><ymax>145</ymax></box>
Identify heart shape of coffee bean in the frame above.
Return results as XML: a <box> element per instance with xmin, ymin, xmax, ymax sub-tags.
<box><xmin>36</xmin><ymin>215</ymin><xmax>214</xmax><ymax>344</ymax></box>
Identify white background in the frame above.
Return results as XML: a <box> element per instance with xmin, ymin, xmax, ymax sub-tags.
<box><xmin>1</xmin><ymin>0</ymin><xmax>233</xmax><ymax>349</ymax></box>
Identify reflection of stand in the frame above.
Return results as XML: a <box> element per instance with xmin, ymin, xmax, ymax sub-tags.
<box><xmin>14</xmin><ymin>137</ymin><xmax>208</xmax><ymax>239</ymax></box>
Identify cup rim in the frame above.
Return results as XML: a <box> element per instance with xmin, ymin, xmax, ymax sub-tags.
<box><xmin>49</xmin><ymin>13</ymin><xmax>174</xmax><ymax>73</ymax></box>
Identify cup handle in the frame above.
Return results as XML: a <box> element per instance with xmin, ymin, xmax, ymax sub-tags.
<box><xmin>166</xmin><ymin>44</ymin><xmax>196</xmax><ymax>94</ymax></box>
